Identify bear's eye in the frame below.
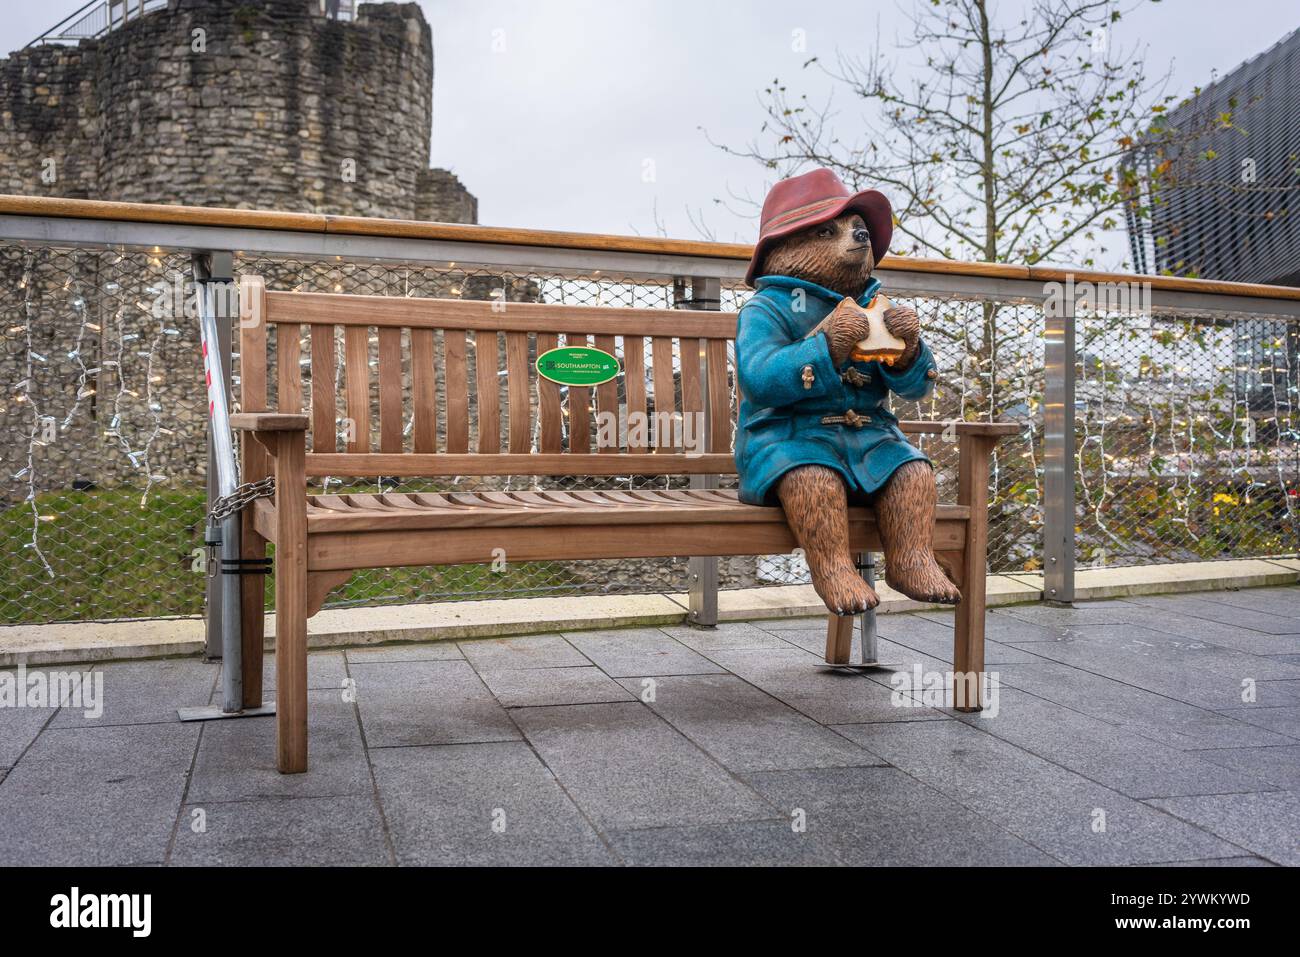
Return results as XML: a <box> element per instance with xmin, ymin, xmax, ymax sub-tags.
<box><xmin>816</xmin><ymin>225</ymin><xmax>835</xmax><ymax>238</ymax></box>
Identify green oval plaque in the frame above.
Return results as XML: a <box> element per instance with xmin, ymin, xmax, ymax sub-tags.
<box><xmin>536</xmin><ymin>346</ymin><xmax>621</xmax><ymax>386</ymax></box>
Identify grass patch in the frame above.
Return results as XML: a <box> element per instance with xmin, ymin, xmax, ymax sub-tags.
<box><xmin>1</xmin><ymin>487</ymin><xmax>582</xmax><ymax>625</ymax></box>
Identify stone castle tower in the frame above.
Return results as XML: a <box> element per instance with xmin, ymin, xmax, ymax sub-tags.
<box><xmin>0</xmin><ymin>0</ymin><xmax>477</xmax><ymax>221</ymax></box>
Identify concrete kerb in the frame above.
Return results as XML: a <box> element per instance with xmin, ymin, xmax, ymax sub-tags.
<box><xmin>0</xmin><ymin>559</ymin><xmax>1295</xmax><ymax>668</ymax></box>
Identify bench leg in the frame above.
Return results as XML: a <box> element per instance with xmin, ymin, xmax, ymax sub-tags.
<box><xmin>824</xmin><ymin>615</ymin><xmax>854</xmax><ymax>664</ymax></box>
<box><xmin>274</xmin><ymin>432</ymin><xmax>309</xmax><ymax>773</ymax></box>
<box><xmin>952</xmin><ymin>564</ymin><xmax>985</xmax><ymax>712</ymax></box>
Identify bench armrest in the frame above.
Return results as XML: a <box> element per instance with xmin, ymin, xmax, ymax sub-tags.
<box><xmin>230</xmin><ymin>413</ymin><xmax>309</xmax><ymax>432</ymax></box>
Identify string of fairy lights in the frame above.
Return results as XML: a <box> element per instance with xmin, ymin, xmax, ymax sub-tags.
<box><xmin>14</xmin><ymin>253</ymin><xmax>54</xmax><ymax>578</ymax></box>
<box><xmin>8</xmin><ymin>248</ymin><xmax>190</xmax><ymax>590</ymax></box>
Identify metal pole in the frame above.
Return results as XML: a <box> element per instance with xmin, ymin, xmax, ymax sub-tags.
<box><xmin>857</xmin><ymin>552</ymin><xmax>879</xmax><ymax>663</ymax></box>
<box><xmin>193</xmin><ymin>251</ymin><xmax>242</xmax><ymax>712</ymax></box>
<box><xmin>1043</xmin><ymin>280</ymin><xmax>1077</xmax><ymax>604</ymax></box>
<box><xmin>202</xmin><ymin>257</ymin><xmax>234</xmax><ymax>659</ymax></box>
<box><xmin>682</xmin><ymin>275</ymin><xmax>721</xmax><ymax>627</ymax></box>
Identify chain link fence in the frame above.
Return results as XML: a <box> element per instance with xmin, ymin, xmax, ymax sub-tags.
<box><xmin>2</xmin><ymin>238</ymin><xmax>1297</xmax><ymax>626</ymax></box>
<box><xmin>1075</xmin><ymin>302</ymin><xmax>1300</xmax><ymax>567</ymax></box>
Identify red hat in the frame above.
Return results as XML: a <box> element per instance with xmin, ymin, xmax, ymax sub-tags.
<box><xmin>746</xmin><ymin>168</ymin><xmax>893</xmax><ymax>287</ymax></box>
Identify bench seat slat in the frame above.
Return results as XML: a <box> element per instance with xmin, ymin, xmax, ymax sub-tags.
<box><xmin>263</xmin><ymin>488</ymin><xmax>970</xmax><ymax>535</ymax></box>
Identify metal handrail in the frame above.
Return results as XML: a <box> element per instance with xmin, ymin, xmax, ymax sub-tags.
<box><xmin>2</xmin><ymin>194</ymin><xmax>1299</xmax><ymax>312</ymax></box>
<box><xmin>28</xmin><ymin>0</ymin><xmax>169</xmax><ymax>47</ymax></box>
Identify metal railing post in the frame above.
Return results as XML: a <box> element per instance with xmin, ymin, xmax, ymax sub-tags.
<box><xmin>1043</xmin><ymin>282</ymin><xmax>1076</xmax><ymax>604</ymax></box>
<box><xmin>195</xmin><ymin>251</ymin><xmax>242</xmax><ymax>710</ymax></box>
<box><xmin>201</xmin><ymin>252</ymin><xmax>235</xmax><ymax>658</ymax></box>
<box><xmin>681</xmin><ymin>275</ymin><xmax>721</xmax><ymax>627</ymax></box>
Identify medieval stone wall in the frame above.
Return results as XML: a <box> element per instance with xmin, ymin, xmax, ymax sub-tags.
<box><xmin>0</xmin><ymin>0</ymin><xmax>475</xmax><ymax>220</ymax></box>
<box><xmin>0</xmin><ymin>0</ymin><xmax>479</xmax><ymax>502</ymax></box>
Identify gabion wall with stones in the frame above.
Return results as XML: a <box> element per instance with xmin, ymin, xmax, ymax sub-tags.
<box><xmin>4</xmin><ymin>240</ymin><xmax>1298</xmax><ymax>625</ymax></box>
<box><xmin>0</xmin><ymin>0</ymin><xmax>475</xmax><ymax>222</ymax></box>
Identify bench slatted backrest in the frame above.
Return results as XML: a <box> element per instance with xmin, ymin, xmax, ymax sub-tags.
<box><xmin>239</xmin><ymin>276</ymin><xmax>738</xmax><ymax>477</ymax></box>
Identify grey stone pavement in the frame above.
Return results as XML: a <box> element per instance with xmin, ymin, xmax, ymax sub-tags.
<box><xmin>2</xmin><ymin>586</ymin><xmax>1299</xmax><ymax>866</ymax></box>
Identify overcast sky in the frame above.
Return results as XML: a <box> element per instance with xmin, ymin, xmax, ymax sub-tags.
<box><xmin>3</xmin><ymin>1</ymin><xmax>1297</xmax><ymax>266</ymax></box>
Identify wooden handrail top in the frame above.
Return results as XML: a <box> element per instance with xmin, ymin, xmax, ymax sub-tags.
<box><xmin>4</xmin><ymin>194</ymin><xmax>1299</xmax><ymax>303</ymax></box>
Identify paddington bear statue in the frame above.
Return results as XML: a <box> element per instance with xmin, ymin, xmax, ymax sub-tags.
<box><xmin>736</xmin><ymin>168</ymin><xmax>960</xmax><ymax>615</ymax></box>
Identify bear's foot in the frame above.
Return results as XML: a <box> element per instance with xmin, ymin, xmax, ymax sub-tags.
<box><xmin>812</xmin><ymin>563</ymin><xmax>879</xmax><ymax>616</ymax></box>
<box><xmin>885</xmin><ymin>555</ymin><xmax>961</xmax><ymax>605</ymax></box>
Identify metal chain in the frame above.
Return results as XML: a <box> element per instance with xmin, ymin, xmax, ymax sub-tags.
<box><xmin>207</xmin><ymin>476</ymin><xmax>276</xmax><ymax>524</ymax></box>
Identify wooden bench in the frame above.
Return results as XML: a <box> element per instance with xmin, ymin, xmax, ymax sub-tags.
<box><xmin>230</xmin><ymin>276</ymin><xmax>1018</xmax><ymax>772</ymax></box>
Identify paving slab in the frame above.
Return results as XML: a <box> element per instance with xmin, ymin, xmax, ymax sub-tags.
<box><xmin>349</xmin><ymin>659</ymin><xmax>519</xmax><ymax>748</ymax></box>
<box><xmin>1259</xmin><ymin>679</ymin><xmax>1300</xmax><ymax>704</ymax></box>
<box><xmin>458</xmin><ymin>633</ymin><xmax>591</xmax><ymax>671</ymax></box>
<box><xmin>1193</xmin><ymin>745</ymin><xmax>1300</xmax><ymax>790</ymax></box>
<box><xmin>370</xmin><ymin>741</ymin><xmax>613</xmax><ymax>866</ymax></box>
<box><xmin>48</xmin><ymin>658</ymin><xmax>216</xmax><ymax>729</ymax></box>
<box><xmin>970</xmin><ymin>609</ymin><xmax>1067</xmax><ymax>643</ymax></box>
<box><xmin>619</xmin><ymin>673</ymin><xmax>882</xmax><ymax>773</ymax></box>
<box><xmin>659</xmin><ymin>621</ymin><xmax>792</xmax><ymax>653</ymax></box>
<box><xmin>702</xmin><ymin>646</ymin><xmax>948</xmax><ymax>725</ymax></box>
<box><xmin>0</xmin><ymin>700</ymin><xmax>53</xmax><ymax>767</ymax></box>
<box><xmin>0</xmin><ymin>722</ymin><xmax>198</xmax><ymax>865</ymax></box>
<box><xmin>1195</xmin><ymin>586</ymin><xmax>1300</xmax><ymax>617</ymax></box>
<box><xmin>743</xmin><ymin>765</ymin><xmax>1057</xmax><ymax>866</ymax></box>
<box><xmin>1214</xmin><ymin>706</ymin><xmax>1300</xmax><ymax>741</ymax></box>
<box><xmin>996</xmin><ymin>600</ymin><xmax>1151</xmax><ymax>628</ymax></box>
<box><xmin>1100</xmin><ymin>601</ymin><xmax>1300</xmax><ymax>657</ymax></box>
<box><xmin>562</xmin><ymin>627</ymin><xmax>724</xmax><ymax>677</ymax></box>
<box><xmin>476</xmin><ymin>665</ymin><xmax>634</xmax><ymax>708</ymax></box>
<box><xmin>1146</xmin><ymin>791</ymin><xmax>1300</xmax><ymax>867</ymax></box>
<box><xmin>1125</xmin><ymin>593</ymin><xmax>1300</xmax><ymax>636</ymax></box>
<box><xmin>345</xmin><ymin>642</ymin><xmax>464</xmax><ymax>663</ymax></box>
<box><xmin>606</xmin><ymin>820</ymin><xmax>829</xmax><ymax>866</ymax></box>
<box><xmin>511</xmin><ymin>702</ymin><xmax>775</xmax><ymax>830</ymax></box>
<box><xmin>170</xmin><ymin>795</ymin><xmax>390</xmax><ymax>866</ymax></box>
<box><xmin>187</xmin><ymin>690</ymin><xmax>371</xmax><ymax>803</ymax></box>
<box><xmin>1154</xmin><ymin>856</ymin><xmax>1276</xmax><ymax>866</ymax></box>
<box><xmin>833</xmin><ymin>720</ymin><xmax>1244</xmax><ymax>865</ymax></box>
<box><xmin>859</xmin><ymin>614</ymin><xmax>1044</xmax><ymax>665</ymax></box>
<box><xmin>954</xmin><ymin>690</ymin><xmax>1276</xmax><ymax>798</ymax></box>
<box><xmin>991</xmin><ymin>661</ymin><xmax>1299</xmax><ymax>750</ymax></box>
<box><xmin>1002</xmin><ymin>625</ymin><xmax>1300</xmax><ymax>708</ymax></box>
<box><xmin>255</xmin><ymin>650</ymin><xmax>349</xmax><ymax>697</ymax></box>
<box><xmin>771</xmin><ymin>628</ymin><xmax>953</xmax><ymax>677</ymax></box>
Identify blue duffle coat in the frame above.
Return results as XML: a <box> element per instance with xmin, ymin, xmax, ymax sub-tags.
<box><xmin>734</xmin><ymin>275</ymin><xmax>937</xmax><ymax>505</ymax></box>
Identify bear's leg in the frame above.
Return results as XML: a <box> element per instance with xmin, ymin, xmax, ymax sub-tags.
<box><xmin>777</xmin><ymin>465</ymin><xmax>878</xmax><ymax>615</ymax></box>
<box><xmin>875</xmin><ymin>460</ymin><xmax>961</xmax><ymax>605</ymax></box>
